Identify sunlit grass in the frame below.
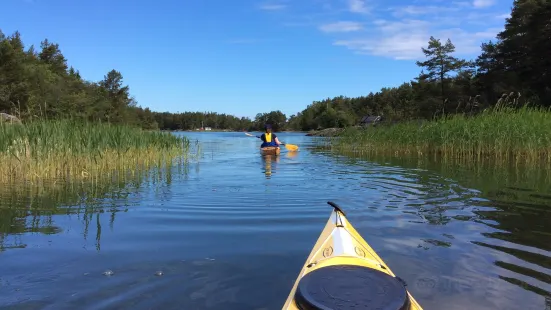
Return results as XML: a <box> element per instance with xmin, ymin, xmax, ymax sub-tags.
<box><xmin>0</xmin><ymin>119</ymin><xmax>193</xmax><ymax>183</ymax></box>
<box><xmin>330</xmin><ymin>104</ymin><xmax>551</xmax><ymax>165</ymax></box>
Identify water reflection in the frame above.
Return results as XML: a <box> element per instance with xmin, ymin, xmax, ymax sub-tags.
<box><xmin>261</xmin><ymin>155</ymin><xmax>280</xmax><ymax>179</ymax></box>
<box><xmin>285</xmin><ymin>151</ymin><xmax>298</xmax><ymax>159</ymax></box>
<box><xmin>260</xmin><ymin>151</ymin><xmax>299</xmax><ymax>178</ymax></box>
<box><xmin>2</xmin><ymin>132</ymin><xmax>551</xmax><ymax>309</ymax></box>
<box><xmin>322</xmin><ymin>149</ymin><xmax>551</xmax><ymax>302</ymax></box>
<box><xmin>0</xmin><ymin>164</ymin><xmax>184</xmax><ymax>253</ymax></box>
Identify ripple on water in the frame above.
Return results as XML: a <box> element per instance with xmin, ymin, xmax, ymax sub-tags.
<box><xmin>1</xmin><ymin>133</ymin><xmax>550</xmax><ymax>309</ymax></box>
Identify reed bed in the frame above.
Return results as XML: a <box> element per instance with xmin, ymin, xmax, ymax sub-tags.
<box><xmin>330</xmin><ymin>105</ymin><xmax>551</xmax><ymax>165</ymax></box>
<box><xmin>0</xmin><ymin>119</ymin><xmax>192</xmax><ymax>183</ymax></box>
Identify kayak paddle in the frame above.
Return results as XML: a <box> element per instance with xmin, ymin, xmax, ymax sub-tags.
<box><xmin>244</xmin><ymin>132</ymin><xmax>299</xmax><ymax>152</ymax></box>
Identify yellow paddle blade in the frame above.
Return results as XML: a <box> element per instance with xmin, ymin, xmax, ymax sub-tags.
<box><xmin>284</xmin><ymin>144</ymin><xmax>299</xmax><ymax>152</ymax></box>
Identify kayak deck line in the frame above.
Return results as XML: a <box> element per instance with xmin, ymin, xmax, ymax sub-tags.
<box><xmin>320</xmin><ymin>214</ymin><xmax>385</xmax><ymax>269</ymax></box>
<box><xmin>282</xmin><ymin>201</ymin><xmax>423</xmax><ymax>310</ymax></box>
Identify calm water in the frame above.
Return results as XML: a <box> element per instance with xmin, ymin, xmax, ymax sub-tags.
<box><xmin>1</xmin><ymin>132</ymin><xmax>550</xmax><ymax>310</ymax></box>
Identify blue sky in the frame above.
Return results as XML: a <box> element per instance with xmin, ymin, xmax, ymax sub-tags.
<box><xmin>3</xmin><ymin>0</ymin><xmax>512</xmax><ymax>119</ymax></box>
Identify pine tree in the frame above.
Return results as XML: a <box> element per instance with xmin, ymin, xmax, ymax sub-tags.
<box><xmin>497</xmin><ymin>0</ymin><xmax>551</xmax><ymax>104</ymax></box>
<box><xmin>38</xmin><ymin>39</ymin><xmax>68</xmax><ymax>75</ymax></box>
<box><xmin>99</xmin><ymin>70</ymin><xmax>132</xmax><ymax>124</ymax></box>
<box><xmin>416</xmin><ymin>37</ymin><xmax>467</xmax><ymax>115</ymax></box>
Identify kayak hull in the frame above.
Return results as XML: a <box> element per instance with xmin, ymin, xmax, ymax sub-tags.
<box><xmin>260</xmin><ymin>146</ymin><xmax>280</xmax><ymax>156</ymax></box>
<box><xmin>282</xmin><ymin>202</ymin><xmax>423</xmax><ymax>310</ymax></box>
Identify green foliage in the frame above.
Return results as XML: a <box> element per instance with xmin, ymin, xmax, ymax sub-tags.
<box><xmin>416</xmin><ymin>37</ymin><xmax>466</xmax><ymax>82</ymax></box>
<box><xmin>416</xmin><ymin>37</ymin><xmax>470</xmax><ymax>115</ymax></box>
<box><xmin>1</xmin><ymin>0</ymin><xmax>549</xmax><ymax>133</ymax></box>
<box><xmin>252</xmin><ymin>110</ymin><xmax>287</xmax><ymax>131</ymax></box>
<box><xmin>0</xmin><ymin>119</ymin><xmax>189</xmax><ymax>182</ymax></box>
<box><xmin>495</xmin><ymin>0</ymin><xmax>551</xmax><ymax>103</ymax></box>
<box><xmin>332</xmin><ymin>104</ymin><xmax>551</xmax><ymax>164</ymax></box>
<box><xmin>0</xmin><ymin>29</ymin><xmax>256</xmax><ymax>131</ymax></box>
<box><xmin>0</xmin><ymin>119</ymin><xmax>186</xmax><ymax>156</ymax></box>
<box><xmin>288</xmin><ymin>1</ymin><xmax>551</xmax><ymax>131</ymax></box>
<box><xmin>153</xmin><ymin>111</ymin><xmax>254</xmax><ymax>131</ymax></box>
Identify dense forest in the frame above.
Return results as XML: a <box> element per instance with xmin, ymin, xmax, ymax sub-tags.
<box><xmin>0</xmin><ymin>30</ymin><xmax>285</xmax><ymax>131</ymax></box>
<box><xmin>1</xmin><ymin>0</ymin><xmax>549</xmax><ymax>132</ymax></box>
<box><xmin>286</xmin><ymin>0</ymin><xmax>550</xmax><ymax>130</ymax></box>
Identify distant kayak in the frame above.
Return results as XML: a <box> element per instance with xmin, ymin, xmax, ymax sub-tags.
<box><xmin>260</xmin><ymin>146</ymin><xmax>280</xmax><ymax>156</ymax></box>
<box><xmin>282</xmin><ymin>202</ymin><xmax>423</xmax><ymax>310</ymax></box>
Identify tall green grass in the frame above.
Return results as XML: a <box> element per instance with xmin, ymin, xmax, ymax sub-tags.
<box><xmin>0</xmin><ymin>119</ymin><xmax>192</xmax><ymax>182</ymax></box>
<box><xmin>330</xmin><ymin>105</ymin><xmax>551</xmax><ymax>165</ymax></box>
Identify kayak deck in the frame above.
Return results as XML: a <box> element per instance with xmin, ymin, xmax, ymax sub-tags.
<box><xmin>282</xmin><ymin>202</ymin><xmax>423</xmax><ymax>310</ymax></box>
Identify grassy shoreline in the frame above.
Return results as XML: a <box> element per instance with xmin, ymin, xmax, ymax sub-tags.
<box><xmin>0</xmin><ymin>119</ymin><xmax>191</xmax><ymax>183</ymax></box>
<box><xmin>329</xmin><ymin>106</ymin><xmax>551</xmax><ymax>165</ymax></box>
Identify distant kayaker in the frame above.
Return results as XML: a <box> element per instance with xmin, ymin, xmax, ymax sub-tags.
<box><xmin>257</xmin><ymin>124</ymin><xmax>282</xmax><ymax>148</ymax></box>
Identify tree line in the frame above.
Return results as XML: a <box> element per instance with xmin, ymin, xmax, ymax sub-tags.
<box><xmin>0</xmin><ymin>29</ymin><xmax>286</xmax><ymax>132</ymax></box>
<box><xmin>1</xmin><ymin>0</ymin><xmax>549</xmax><ymax>132</ymax></box>
<box><xmin>286</xmin><ymin>0</ymin><xmax>550</xmax><ymax>130</ymax></box>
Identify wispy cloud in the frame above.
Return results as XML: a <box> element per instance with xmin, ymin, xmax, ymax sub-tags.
<box><xmin>334</xmin><ymin>20</ymin><xmax>431</xmax><ymax>60</ymax></box>
<box><xmin>333</xmin><ymin>19</ymin><xmax>499</xmax><ymax>60</ymax></box>
<box><xmin>473</xmin><ymin>0</ymin><xmax>495</xmax><ymax>8</ymax></box>
<box><xmin>260</xmin><ymin>0</ymin><xmax>505</xmax><ymax>60</ymax></box>
<box><xmin>348</xmin><ymin>0</ymin><xmax>370</xmax><ymax>13</ymax></box>
<box><xmin>391</xmin><ymin>5</ymin><xmax>460</xmax><ymax>17</ymax></box>
<box><xmin>463</xmin><ymin>11</ymin><xmax>510</xmax><ymax>26</ymax></box>
<box><xmin>319</xmin><ymin>21</ymin><xmax>363</xmax><ymax>33</ymax></box>
<box><xmin>259</xmin><ymin>3</ymin><xmax>287</xmax><ymax>10</ymax></box>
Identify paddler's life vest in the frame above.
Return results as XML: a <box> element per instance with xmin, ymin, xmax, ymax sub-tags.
<box><xmin>261</xmin><ymin>132</ymin><xmax>277</xmax><ymax>147</ymax></box>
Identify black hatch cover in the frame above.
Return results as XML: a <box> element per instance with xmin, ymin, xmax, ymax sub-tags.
<box><xmin>294</xmin><ymin>264</ymin><xmax>410</xmax><ymax>310</ymax></box>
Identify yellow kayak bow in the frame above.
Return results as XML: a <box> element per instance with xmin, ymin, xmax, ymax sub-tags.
<box><xmin>283</xmin><ymin>202</ymin><xmax>423</xmax><ymax>310</ymax></box>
